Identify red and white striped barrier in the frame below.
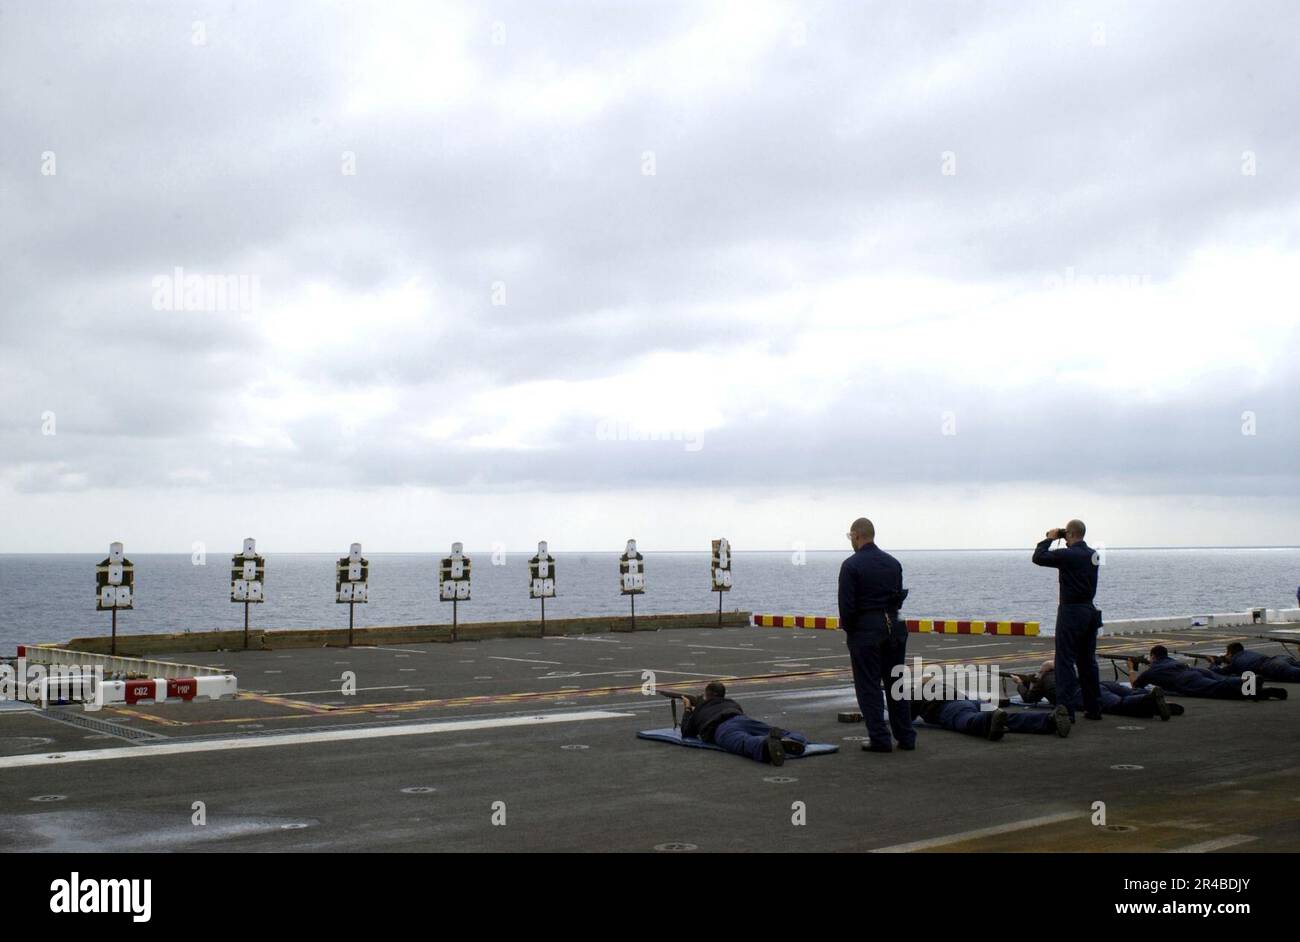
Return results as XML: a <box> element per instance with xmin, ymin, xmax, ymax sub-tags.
<box><xmin>95</xmin><ymin>674</ymin><xmax>238</xmax><ymax>707</ymax></box>
<box><xmin>751</xmin><ymin>614</ymin><xmax>1039</xmax><ymax>636</ymax></box>
<box><xmin>17</xmin><ymin>644</ymin><xmax>238</xmax><ymax>708</ymax></box>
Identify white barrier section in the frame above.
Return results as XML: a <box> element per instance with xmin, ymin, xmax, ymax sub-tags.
<box><xmin>1102</xmin><ymin>607</ymin><xmax>1300</xmax><ymax>636</ymax></box>
<box><xmin>18</xmin><ymin>648</ymin><xmax>238</xmax><ymax>710</ymax></box>
<box><xmin>92</xmin><ymin>674</ymin><xmax>238</xmax><ymax>708</ymax></box>
<box><xmin>21</xmin><ymin>647</ymin><xmax>227</xmax><ymax>678</ymax></box>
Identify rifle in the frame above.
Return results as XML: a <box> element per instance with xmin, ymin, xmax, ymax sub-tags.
<box><xmin>1100</xmin><ymin>653</ymin><xmax>1148</xmax><ymax>665</ymax></box>
<box><xmin>1001</xmin><ymin>670</ymin><xmax>1036</xmax><ymax>693</ymax></box>
<box><xmin>1099</xmin><ymin>653</ymin><xmax>1148</xmax><ymax>679</ymax></box>
<box><xmin>1238</xmin><ymin>633</ymin><xmax>1299</xmax><ymax>656</ymax></box>
<box><xmin>656</xmin><ymin>689</ymin><xmax>699</xmax><ymax>728</ymax></box>
<box><xmin>656</xmin><ymin>689</ymin><xmax>699</xmax><ymax>703</ymax></box>
<box><xmin>1001</xmin><ymin>670</ymin><xmax>1041</xmax><ymax>703</ymax></box>
<box><xmin>1172</xmin><ymin>650</ymin><xmax>1221</xmax><ymax>665</ymax></box>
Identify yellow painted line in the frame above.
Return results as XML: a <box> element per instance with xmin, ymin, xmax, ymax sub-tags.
<box><xmin>239</xmin><ymin>692</ymin><xmax>337</xmax><ymax>714</ymax></box>
<box><xmin>105</xmin><ymin>707</ymin><xmax>188</xmax><ymax>728</ymax></box>
<box><xmin>173</xmin><ymin>645</ymin><xmax>1050</xmax><ymax>727</ymax></box>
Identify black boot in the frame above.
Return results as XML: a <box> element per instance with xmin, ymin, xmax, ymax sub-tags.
<box><xmin>764</xmin><ymin>730</ymin><xmax>786</xmax><ymax>766</ymax></box>
<box><xmin>985</xmin><ymin>709</ymin><xmax>1008</xmax><ymax>741</ymax></box>
<box><xmin>781</xmin><ymin>738</ymin><xmax>806</xmax><ymax>756</ymax></box>
<box><xmin>1150</xmin><ymin>686</ymin><xmax>1171</xmax><ymax>721</ymax></box>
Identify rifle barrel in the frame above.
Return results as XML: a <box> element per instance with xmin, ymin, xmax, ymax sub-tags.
<box><xmin>657</xmin><ymin>690</ymin><xmax>696</xmax><ymax>703</ymax></box>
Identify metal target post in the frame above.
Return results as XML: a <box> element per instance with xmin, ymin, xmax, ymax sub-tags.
<box><xmin>711</xmin><ymin>537</ymin><xmax>733</xmax><ymax>628</ymax></box>
<box><xmin>230</xmin><ymin>538</ymin><xmax>266</xmax><ymax>650</ymax></box>
<box><xmin>619</xmin><ymin>539</ymin><xmax>645</xmax><ymax>632</ymax></box>
<box><xmin>439</xmin><ymin>543</ymin><xmax>471</xmax><ymax>642</ymax></box>
<box><xmin>336</xmin><ymin>543</ymin><xmax>369</xmax><ymax>646</ymax></box>
<box><xmin>95</xmin><ymin>541</ymin><xmax>134</xmax><ymax>656</ymax></box>
<box><xmin>529</xmin><ymin>541</ymin><xmax>556</xmax><ymax>638</ymax></box>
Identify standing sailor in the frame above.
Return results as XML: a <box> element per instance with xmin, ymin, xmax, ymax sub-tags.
<box><xmin>839</xmin><ymin>517</ymin><xmax>915</xmax><ymax>753</ymax></box>
<box><xmin>1032</xmin><ymin>520</ymin><xmax>1103</xmax><ymax>721</ymax></box>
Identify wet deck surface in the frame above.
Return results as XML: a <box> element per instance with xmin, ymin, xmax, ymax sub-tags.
<box><xmin>2</xmin><ymin>624</ymin><xmax>1298</xmax><ymax>852</ymax></box>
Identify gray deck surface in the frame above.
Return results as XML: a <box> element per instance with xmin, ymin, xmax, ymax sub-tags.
<box><xmin>2</xmin><ymin>624</ymin><xmax>1297</xmax><ymax>852</ymax></box>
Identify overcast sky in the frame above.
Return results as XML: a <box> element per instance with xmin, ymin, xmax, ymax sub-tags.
<box><xmin>1</xmin><ymin>0</ymin><xmax>1297</xmax><ymax>553</ymax></box>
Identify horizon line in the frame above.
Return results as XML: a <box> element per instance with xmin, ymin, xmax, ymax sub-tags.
<box><xmin>3</xmin><ymin>544</ymin><xmax>1299</xmax><ymax>556</ymax></box>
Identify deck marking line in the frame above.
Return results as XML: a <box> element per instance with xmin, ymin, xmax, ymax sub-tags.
<box><xmin>870</xmin><ymin>812</ymin><xmax>1086</xmax><ymax>852</ymax></box>
<box><xmin>1167</xmin><ymin>834</ymin><xmax>1258</xmax><ymax>853</ymax></box>
<box><xmin>0</xmin><ymin>711</ymin><xmax>635</xmax><ymax>769</ymax></box>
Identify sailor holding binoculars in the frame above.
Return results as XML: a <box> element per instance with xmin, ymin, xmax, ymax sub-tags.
<box><xmin>1032</xmin><ymin>520</ymin><xmax>1103</xmax><ymax>722</ymax></box>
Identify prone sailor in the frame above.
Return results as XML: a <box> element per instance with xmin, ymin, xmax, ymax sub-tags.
<box><xmin>1013</xmin><ymin>659</ymin><xmax>1177</xmax><ymax>720</ymax></box>
<box><xmin>1209</xmin><ymin>641</ymin><xmax>1300</xmax><ymax>684</ymax></box>
<box><xmin>1128</xmin><ymin>646</ymin><xmax>1288</xmax><ymax>701</ymax></box>
<box><xmin>903</xmin><ymin>680</ymin><xmax>1071</xmax><ymax>741</ymax></box>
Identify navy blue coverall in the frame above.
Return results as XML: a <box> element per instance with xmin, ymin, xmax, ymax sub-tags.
<box><xmin>679</xmin><ymin>697</ymin><xmax>810</xmax><ymax>763</ymax></box>
<box><xmin>1032</xmin><ymin>537</ymin><xmax>1102</xmax><ymax>717</ymax></box>
<box><xmin>1020</xmin><ymin>669</ymin><xmax>1158</xmax><ymax>717</ymax></box>
<box><xmin>1097</xmin><ymin>680</ymin><xmax>1163</xmax><ymax>716</ymax></box>
<box><xmin>1211</xmin><ymin>650</ymin><xmax>1300</xmax><ymax>683</ymax></box>
<box><xmin>839</xmin><ymin>543</ymin><xmax>914</xmax><ymax>749</ymax></box>
<box><xmin>1134</xmin><ymin>656</ymin><xmax>1249</xmax><ymax>699</ymax></box>
<box><xmin>912</xmin><ymin>699</ymin><xmax>1058</xmax><ymax>736</ymax></box>
<box><xmin>713</xmin><ymin>716</ymin><xmax>810</xmax><ymax>762</ymax></box>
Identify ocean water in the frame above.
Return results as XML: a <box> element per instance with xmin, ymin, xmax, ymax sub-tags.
<box><xmin>2</xmin><ymin>548</ymin><xmax>1298</xmax><ymax>651</ymax></box>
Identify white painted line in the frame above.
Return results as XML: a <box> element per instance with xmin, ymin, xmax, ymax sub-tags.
<box><xmin>541</xmin><ymin>669</ymin><xmax>711</xmax><ymax>680</ymax></box>
<box><xmin>688</xmin><ymin>644</ymin><xmax>770</xmax><ymax>652</ymax></box>
<box><xmin>0</xmin><ymin>711</ymin><xmax>636</xmax><ymax>770</ymax></box>
<box><xmin>1182</xmin><ymin>780</ymin><xmax>1241</xmax><ymax>793</ymax></box>
<box><xmin>490</xmin><ymin>656</ymin><xmax>563</xmax><ymax>665</ymax></box>
<box><xmin>870</xmin><ymin>812</ymin><xmax>1086</xmax><ymax>853</ymax></box>
<box><xmin>1152</xmin><ymin>820</ymin><xmax>1215</xmax><ymax>831</ymax></box>
<box><xmin>355</xmin><ymin>646</ymin><xmax>430</xmax><ymax>655</ymax></box>
<box><xmin>274</xmin><ymin>684</ymin><xmax>411</xmax><ymax>696</ymax></box>
<box><xmin>1167</xmin><ymin>834</ymin><xmax>1258</xmax><ymax>853</ymax></box>
<box><xmin>940</xmin><ymin>642</ymin><xmax>1015</xmax><ymax>651</ymax></box>
<box><xmin>763</xmin><ymin>655</ymin><xmax>846</xmax><ymax>664</ymax></box>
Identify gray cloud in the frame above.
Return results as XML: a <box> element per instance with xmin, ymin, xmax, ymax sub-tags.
<box><xmin>2</xmin><ymin>0</ymin><xmax>1298</xmax><ymax>535</ymax></box>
